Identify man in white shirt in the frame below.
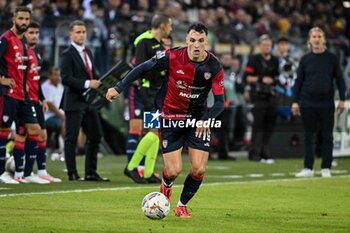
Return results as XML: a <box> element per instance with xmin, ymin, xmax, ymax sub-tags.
<box><xmin>42</xmin><ymin>67</ymin><xmax>65</xmax><ymax>131</ymax></box>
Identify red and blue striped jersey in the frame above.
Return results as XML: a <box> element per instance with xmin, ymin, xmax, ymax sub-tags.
<box><xmin>154</xmin><ymin>47</ymin><xmax>224</xmax><ymax>120</ymax></box>
<box><xmin>0</xmin><ymin>30</ymin><xmax>28</xmax><ymax>100</ymax></box>
<box><xmin>26</xmin><ymin>47</ymin><xmax>42</xmax><ymax>104</ymax></box>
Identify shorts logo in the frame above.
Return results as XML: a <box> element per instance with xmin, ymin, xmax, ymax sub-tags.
<box><xmin>2</xmin><ymin>115</ymin><xmax>9</xmax><ymax>123</ymax></box>
<box><xmin>143</xmin><ymin>110</ymin><xmax>161</xmax><ymax>129</ymax></box>
<box><xmin>204</xmin><ymin>72</ymin><xmax>211</xmax><ymax>80</ymax></box>
<box><xmin>162</xmin><ymin>140</ymin><xmax>168</xmax><ymax>148</ymax></box>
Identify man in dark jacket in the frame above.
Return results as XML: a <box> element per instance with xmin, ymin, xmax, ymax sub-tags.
<box><xmin>292</xmin><ymin>27</ymin><xmax>346</xmax><ymax>178</ymax></box>
<box><xmin>60</xmin><ymin>20</ymin><xmax>109</xmax><ymax>182</ymax></box>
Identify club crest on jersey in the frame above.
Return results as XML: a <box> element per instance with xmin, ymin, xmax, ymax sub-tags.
<box><xmin>162</xmin><ymin>140</ymin><xmax>168</xmax><ymax>148</ymax></box>
<box><xmin>204</xmin><ymin>72</ymin><xmax>211</xmax><ymax>80</ymax></box>
<box><xmin>2</xmin><ymin>115</ymin><xmax>9</xmax><ymax>123</ymax></box>
<box><xmin>135</xmin><ymin>109</ymin><xmax>141</xmax><ymax>117</ymax></box>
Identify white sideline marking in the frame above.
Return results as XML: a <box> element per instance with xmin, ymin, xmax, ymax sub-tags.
<box><xmin>246</xmin><ymin>174</ymin><xmax>264</xmax><ymax>178</ymax></box>
<box><xmin>270</xmin><ymin>173</ymin><xmax>286</xmax><ymax>177</ymax></box>
<box><xmin>1</xmin><ymin>175</ymin><xmax>350</xmax><ymax>198</ymax></box>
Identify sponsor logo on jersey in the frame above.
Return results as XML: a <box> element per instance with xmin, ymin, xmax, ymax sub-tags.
<box><xmin>176</xmin><ymin>69</ymin><xmax>185</xmax><ymax>75</ymax></box>
<box><xmin>179</xmin><ymin>92</ymin><xmax>199</xmax><ymax>99</ymax></box>
<box><xmin>176</xmin><ymin>80</ymin><xmax>205</xmax><ymax>90</ymax></box>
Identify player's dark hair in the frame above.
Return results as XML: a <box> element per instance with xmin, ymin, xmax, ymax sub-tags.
<box><xmin>69</xmin><ymin>20</ymin><xmax>86</xmax><ymax>31</ymax></box>
<box><xmin>14</xmin><ymin>6</ymin><xmax>31</xmax><ymax>16</ymax></box>
<box><xmin>28</xmin><ymin>21</ymin><xmax>40</xmax><ymax>29</ymax></box>
<box><xmin>187</xmin><ymin>23</ymin><xmax>208</xmax><ymax>35</ymax></box>
<box><xmin>151</xmin><ymin>14</ymin><xmax>170</xmax><ymax>29</ymax></box>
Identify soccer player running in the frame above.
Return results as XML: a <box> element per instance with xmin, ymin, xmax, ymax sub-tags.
<box><xmin>106</xmin><ymin>23</ymin><xmax>224</xmax><ymax>218</ymax></box>
<box><xmin>20</xmin><ymin>21</ymin><xmax>61</xmax><ymax>182</ymax></box>
<box><xmin>124</xmin><ymin>14</ymin><xmax>172</xmax><ymax>184</ymax></box>
<box><xmin>292</xmin><ymin>27</ymin><xmax>346</xmax><ymax>178</ymax></box>
<box><xmin>0</xmin><ymin>7</ymin><xmax>42</xmax><ymax>184</ymax></box>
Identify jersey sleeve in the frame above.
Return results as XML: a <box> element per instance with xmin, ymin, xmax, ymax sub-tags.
<box><xmin>151</xmin><ymin>50</ymin><xmax>170</xmax><ymax>72</ymax></box>
<box><xmin>211</xmin><ymin>68</ymin><xmax>224</xmax><ymax>95</ymax></box>
<box><xmin>114</xmin><ymin>52</ymin><xmax>169</xmax><ymax>93</ymax></box>
<box><xmin>333</xmin><ymin>55</ymin><xmax>346</xmax><ymax>101</ymax></box>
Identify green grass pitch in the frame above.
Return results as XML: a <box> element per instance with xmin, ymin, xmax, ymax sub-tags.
<box><xmin>1</xmin><ymin>155</ymin><xmax>349</xmax><ymax>233</ymax></box>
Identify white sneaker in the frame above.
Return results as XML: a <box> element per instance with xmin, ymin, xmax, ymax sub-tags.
<box><xmin>260</xmin><ymin>158</ymin><xmax>275</xmax><ymax>164</ymax></box>
<box><xmin>13</xmin><ymin>176</ymin><xmax>30</xmax><ymax>184</ymax></box>
<box><xmin>23</xmin><ymin>174</ymin><xmax>50</xmax><ymax>184</ymax></box>
<box><xmin>321</xmin><ymin>169</ymin><xmax>332</xmax><ymax>178</ymax></box>
<box><xmin>0</xmin><ymin>172</ymin><xmax>19</xmax><ymax>184</ymax></box>
<box><xmin>38</xmin><ymin>174</ymin><xmax>62</xmax><ymax>183</ymax></box>
<box><xmin>295</xmin><ymin>169</ymin><xmax>314</xmax><ymax>178</ymax></box>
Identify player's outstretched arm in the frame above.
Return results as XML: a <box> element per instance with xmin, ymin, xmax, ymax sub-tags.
<box><xmin>105</xmin><ymin>58</ymin><xmax>158</xmax><ymax>102</ymax></box>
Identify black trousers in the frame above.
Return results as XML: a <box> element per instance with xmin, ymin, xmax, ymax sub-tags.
<box><xmin>249</xmin><ymin>99</ymin><xmax>277</xmax><ymax>158</ymax></box>
<box><xmin>64</xmin><ymin>106</ymin><xmax>103</xmax><ymax>176</ymax></box>
<box><xmin>300</xmin><ymin>103</ymin><xmax>334</xmax><ymax>169</ymax></box>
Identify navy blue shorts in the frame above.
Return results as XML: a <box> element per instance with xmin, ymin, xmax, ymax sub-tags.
<box><xmin>34</xmin><ymin>103</ymin><xmax>46</xmax><ymax>129</ymax></box>
<box><xmin>0</xmin><ymin>95</ymin><xmax>38</xmax><ymax>129</ymax></box>
<box><xmin>15</xmin><ymin>102</ymin><xmax>44</xmax><ymax>135</ymax></box>
<box><xmin>128</xmin><ymin>85</ymin><xmax>157</xmax><ymax>120</ymax></box>
<box><xmin>159</xmin><ymin>120</ymin><xmax>211</xmax><ymax>154</ymax></box>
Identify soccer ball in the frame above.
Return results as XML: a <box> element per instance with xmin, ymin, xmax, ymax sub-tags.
<box><xmin>5</xmin><ymin>155</ymin><xmax>15</xmax><ymax>174</ymax></box>
<box><xmin>141</xmin><ymin>192</ymin><xmax>170</xmax><ymax>220</ymax></box>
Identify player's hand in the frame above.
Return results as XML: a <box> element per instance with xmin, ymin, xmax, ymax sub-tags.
<box><xmin>336</xmin><ymin>100</ymin><xmax>345</xmax><ymax>115</ymax></box>
<box><xmin>262</xmin><ymin>76</ymin><xmax>273</xmax><ymax>85</ymax></box>
<box><xmin>42</xmin><ymin>100</ymin><xmax>49</xmax><ymax>113</ymax></box>
<box><xmin>195</xmin><ymin>120</ymin><xmax>211</xmax><ymax>140</ymax></box>
<box><xmin>106</xmin><ymin>88</ymin><xmax>120</xmax><ymax>102</ymax></box>
<box><xmin>0</xmin><ymin>76</ymin><xmax>16</xmax><ymax>89</ymax></box>
<box><xmin>291</xmin><ymin>102</ymin><xmax>300</xmax><ymax>116</ymax></box>
<box><xmin>89</xmin><ymin>80</ymin><xmax>102</xmax><ymax>89</ymax></box>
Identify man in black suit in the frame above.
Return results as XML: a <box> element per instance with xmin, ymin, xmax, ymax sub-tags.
<box><xmin>60</xmin><ymin>20</ymin><xmax>109</xmax><ymax>182</ymax></box>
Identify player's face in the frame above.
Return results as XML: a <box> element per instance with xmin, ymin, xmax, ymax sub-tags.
<box><xmin>259</xmin><ymin>40</ymin><xmax>272</xmax><ymax>55</ymax></box>
<box><xmin>160</xmin><ymin>19</ymin><xmax>173</xmax><ymax>38</ymax></box>
<box><xmin>13</xmin><ymin>11</ymin><xmax>30</xmax><ymax>33</ymax></box>
<box><xmin>70</xmin><ymin>25</ymin><xmax>87</xmax><ymax>46</ymax></box>
<box><xmin>308</xmin><ymin>31</ymin><xmax>326</xmax><ymax>51</ymax></box>
<box><xmin>186</xmin><ymin>30</ymin><xmax>208</xmax><ymax>61</ymax></box>
<box><xmin>25</xmin><ymin>27</ymin><xmax>40</xmax><ymax>47</ymax></box>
